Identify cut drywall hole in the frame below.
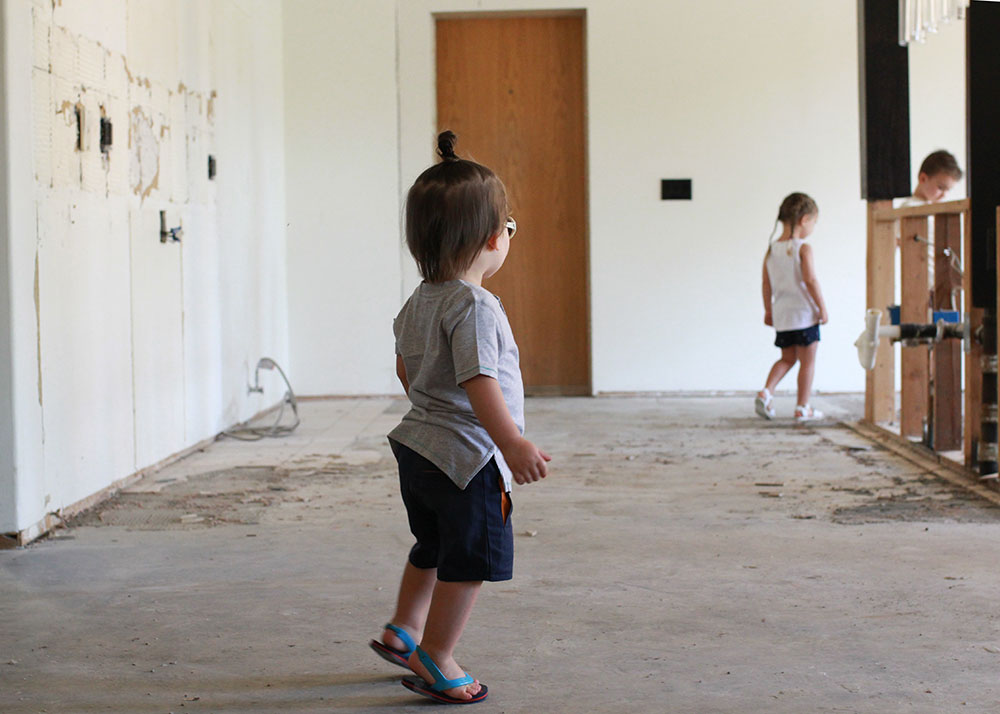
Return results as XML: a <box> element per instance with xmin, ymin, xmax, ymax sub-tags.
<box><xmin>74</xmin><ymin>105</ymin><xmax>84</xmax><ymax>151</ymax></box>
<box><xmin>660</xmin><ymin>179</ymin><xmax>692</xmax><ymax>200</ymax></box>
<box><xmin>99</xmin><ymin>118</ymin><xmax>113</xmax><ymax>153</ymax></box>
<box><xmin>208</xmin><ymin>155</ymin><xmax>217</xmax><ymax>180</ymax></box>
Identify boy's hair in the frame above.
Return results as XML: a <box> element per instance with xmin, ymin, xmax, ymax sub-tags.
<box><xmin>919</xmin><ymin>150</ymin><xmax>963</xmax><ymax>180</ymax></box>
<box><xmin>405</xmin><ymin>131</ymin><xmax>508</xmax><ymax>283</ymax></box>
<box><xmin>777</xmin><ymin>192</ymin><xmax>818</xmax><ymax>228</ymax></box>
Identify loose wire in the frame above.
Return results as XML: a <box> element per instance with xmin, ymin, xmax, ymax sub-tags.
<box><xmin>222</xmin><ymin>359</ymin><xmax>300</xmax><ymax>441</ymax></box>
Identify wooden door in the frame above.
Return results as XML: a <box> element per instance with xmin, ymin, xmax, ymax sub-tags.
<box><xmin>436</xmin><ymin>14</ymin><xmax>589</xmax><ymax>395</ymax></box>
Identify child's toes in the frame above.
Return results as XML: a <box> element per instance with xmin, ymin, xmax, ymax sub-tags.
<box><xmin>444</xmin><ymin>680</ymin><xmax>480</xmax><ymax>700</ymax></box>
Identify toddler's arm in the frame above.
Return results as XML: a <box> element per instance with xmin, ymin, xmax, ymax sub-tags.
<box><xmin>799</xmin><ymin>244</ymin><xmax>829</xmax><ymax>324</ymax></box>
<box><xmin>462</xmin><ymin>374</ymin><xmax>550</xmax><ymax>484</ymax></box>
<box><xmin>762</xmin><ymin>259</ymin><xmax>773</xmax><ymax>326</ymax></box>
<box><xmin>396</xmin><ymin>354</ymin><xmax>410</xmax><ymax>395</ymax></box>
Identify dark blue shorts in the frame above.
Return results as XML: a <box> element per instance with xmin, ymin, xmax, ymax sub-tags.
<box><xmin>775</xmin><ymin>324</ymin><xmax>820</xmax><ymax>348</ymax></box>
<box><xmin>389</xmin><ymin>439</ymin><xmax>513</xmax><ymax>583</ymax></box>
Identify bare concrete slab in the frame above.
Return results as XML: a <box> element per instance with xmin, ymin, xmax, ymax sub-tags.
<box><xmin>3</xmin><ymin>395</ymin><xmax>1000</xmax><ymax>713</ymax></box>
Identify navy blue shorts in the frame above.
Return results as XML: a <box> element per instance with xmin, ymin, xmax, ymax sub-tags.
<box><xmin>389</xmin><ymin>439</ymin><xmax>513</xmax><ymax>583</ymax></box>
<box><xmin>775</xmin><ymin>324</ymin><xmax>820</xmax><ymax>348</ymax></box>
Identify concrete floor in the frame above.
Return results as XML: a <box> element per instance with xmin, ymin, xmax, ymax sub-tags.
<box><xmin>4</xmin><ymin>394</ymin><xmax>1000</xmax><ymax>713</ymax></box>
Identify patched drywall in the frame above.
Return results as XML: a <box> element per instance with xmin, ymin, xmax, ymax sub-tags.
<box><xmin>3</xmin><ymin>0</ymin><xmax>288</xmax><ymax>536</ymax></box>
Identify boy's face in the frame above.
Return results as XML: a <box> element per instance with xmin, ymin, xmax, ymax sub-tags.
<box><xmin>915</xmin><ymin>171</ymin><xmax>957</xmax><ymax>203</ymax></box>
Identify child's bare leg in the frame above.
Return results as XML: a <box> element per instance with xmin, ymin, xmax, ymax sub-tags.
<box><xmin>795</xmin><ymin>342</ymin><xmax>819</xmax><ymax>406</ymax></box>
<box><xmin>383</xmin><ymin>561</ymin><xmax>436</xmax><ymax>650</ymax></box>
<box><xmin>408</xmin><ymin>580</ymin><xmax>483</xmax><ymax>700</ymax></box>
<box><xmin>761</xmin><ymin>346</ymin><xmax>797</xmax><ymax>396</ymax></box>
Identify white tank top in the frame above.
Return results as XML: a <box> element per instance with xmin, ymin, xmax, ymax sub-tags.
<box><xmin>766</xmin><ymin>238</ymin><xmax>819</xmax><ymax>332</ymax></box>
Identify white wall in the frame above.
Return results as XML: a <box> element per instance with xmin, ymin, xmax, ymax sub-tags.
<box><xmin>2</xmin><ymin>0</ymin><xmax>44</xmax><ymax>536</ymax></box>
<box><xmin>578</xmin><ymin>0</ymin><xmax>863</xmax><ymax>393</ymax></box>
<box><xmin>908</xmin><ymin>17</ymin><xmax>967</xmax><ymax>196</ymax></box>
<box><xmin>2</xmin><ymin>0</ymin><xmax>288</xmax><ymax>536</ymax></box>
<box><xmin>282</xmin><ymin>0</ymin><xmax>401</xmax><ymax>396</ymax></box>
<box><xmin>1</xmin><ymin>0</ymin><xmax>19</xmax><ymax>532</ymax></box>
<box><xmin>284</xmin><ymin>0</ymin><xmax>970</xmax><ymax>398</ymax></box>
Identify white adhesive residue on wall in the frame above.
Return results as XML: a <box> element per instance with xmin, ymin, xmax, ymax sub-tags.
<box><xmin>128</xmin><ymin>105</ymin><xmax>159</xmax><ymax>199</ymax></box>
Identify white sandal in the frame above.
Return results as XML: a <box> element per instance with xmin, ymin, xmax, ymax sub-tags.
<box><xmin>755</xmin><ymin>389</ymin><xmax>776</xmax><ymax>420</ymax></box>
<box><xmin>794</xmin><ymin>404</ymin><xmax>824</xmax><ymax>422</ymax></box>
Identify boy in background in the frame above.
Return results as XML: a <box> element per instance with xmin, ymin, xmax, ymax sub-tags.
<box><xmin>902</xmin><ymin>150</ymin><xmax>963</xmax><ymax>207</ymax></box>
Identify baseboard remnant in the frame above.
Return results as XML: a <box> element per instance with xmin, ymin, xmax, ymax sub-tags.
<box><xmin>845</xmin><ymin>420</ymin><xmax>1000</xmax><ymax>509</ymax></box>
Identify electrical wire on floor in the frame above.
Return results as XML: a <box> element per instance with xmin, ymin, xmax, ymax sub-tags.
<box><xmin>222</xmin><ymin>357</ymin><xmax>300</xmax><ymax>441</ymax></box>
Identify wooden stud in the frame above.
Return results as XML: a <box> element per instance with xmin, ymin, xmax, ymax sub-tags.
<box><xmin>865</xmin><ymin>201</ymin><xmax>896</xmax><ymax>423</ymax></box>
<box><xmin>899</xmin><ymin>215</ymin><xmax>930</xmax><ymax>438</ymax></box>
<box><xmin>873</xmin><ymin>198</ymin><xmax>969</xmax><ymax>221</ymax></box>
<box><xmin>933</xmin><ymin>213</ymin><xmax>963</xmax><ymax>450</ymax></box>
<box><xmin>965</xmin><ymin>208</ymin><xmax>982</xmax><ymax>467</ymax></box>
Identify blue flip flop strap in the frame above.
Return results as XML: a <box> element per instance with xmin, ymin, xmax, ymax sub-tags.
<box><xmin>384</xmin><ymin>623</ymin><xmax>416</xmax><ymax>655</ymax></box>
<box><xmin>415</xmin><ymin>646</ymin><xmax>474</xmax><ymax>691</ymax></box>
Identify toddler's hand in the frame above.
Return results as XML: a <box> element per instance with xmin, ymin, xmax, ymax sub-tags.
<box><xmin>501</xmin><ymin>437</ymin><xmax>551</xmax><ymax>484</ymax></box>
<box><xmin>819</xmin><ymin>309</ymin><xmax>829</xmax><ymax>325</ymax></box>
<box><xmin>764</xmin><ymin>312</ymin><xmax>773</xmax><ymax>327</ymax></box>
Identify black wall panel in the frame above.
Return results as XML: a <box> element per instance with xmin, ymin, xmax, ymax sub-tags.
<box><xmin>968</xmin><ymin>1</ymin><xmax>1000</xmax><ymax>307</ymax></box>
<box><xmin>858</xmin><ymin>0</ymin><xmax>911</xmax><ymax>200</ymax></box>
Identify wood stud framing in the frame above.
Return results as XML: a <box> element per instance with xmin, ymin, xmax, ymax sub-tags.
<box><xmin>933</xmin><ymin>213</ymin><xmax>963</xmax><ymax>451</ymax></box>
<box><xmin>899</xmin><ymin>215</ymin><xmax>930</xmax><ymax>438</ymax></box>
<box><xmin>865</xmin><ymin>201</ymin><xmax>896</xmax><ymax>423</ymax></box>
<box><xmin>965</xmin><ymin>304</ymin><xmax>983</xmax><ymax>467</ymax></box>
<box><xmin>865</xmin><ymin>201</ymin><xmax>982</xmax><ymax>468</ymax></box>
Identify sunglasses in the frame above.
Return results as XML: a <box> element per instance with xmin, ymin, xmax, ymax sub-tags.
<box><xmin>505</xmin><ymin>216</ymin><xmax>517</xmax><ymax>238</ymax></box>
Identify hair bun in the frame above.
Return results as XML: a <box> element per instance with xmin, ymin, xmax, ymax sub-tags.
<box><xmin>437</xmin><ymin>130</ymin><xmax>459</xmax><ymax>161</ymax></box>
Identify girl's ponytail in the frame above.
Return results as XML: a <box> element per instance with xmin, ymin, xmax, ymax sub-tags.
<box><xmin>765</xmin><ymin>218</ymin><xmax>781</xmax><ymax>255</ymax></box>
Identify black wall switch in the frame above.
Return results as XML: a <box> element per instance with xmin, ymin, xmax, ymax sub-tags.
<box><xmin>661</xmin><ymin>179</ymin><xmax>692</xmax><ymax>200</ymax></box>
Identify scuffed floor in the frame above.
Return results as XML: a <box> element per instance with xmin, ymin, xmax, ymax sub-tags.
<box><xmin>3</xmin><ymin>395</ymin><xmax>1000</xmax><ymax>713</ymax></box>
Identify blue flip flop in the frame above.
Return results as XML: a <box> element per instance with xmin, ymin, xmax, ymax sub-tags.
<box><xmin>369</xmin><ymin>623</ymin><xmax>416</xmax><ymax>669</ymax></box>
<box><xmin>401</xmin><ymin>645</ymin><xmax>488</xmax><ymax>704</ymax></box>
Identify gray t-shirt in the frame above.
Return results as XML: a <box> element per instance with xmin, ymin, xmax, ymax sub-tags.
<box><xmin>388</xmin><ymin>280</ymin><xmax>525</xmax><ymax>490</ymax></box>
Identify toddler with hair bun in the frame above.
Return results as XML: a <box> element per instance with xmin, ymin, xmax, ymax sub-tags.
<box><xmin>369</xmin><ymin>130</ymin><xmax>550</xmax><ymax>705</ymax></box>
